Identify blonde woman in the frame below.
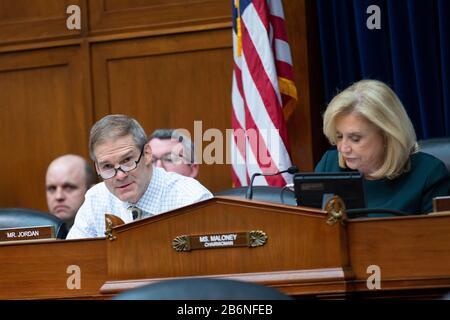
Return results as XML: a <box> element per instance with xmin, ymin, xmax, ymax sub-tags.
<box><xmin>316</xmin><ymin>80</ymin><xmax>449</xmax><ymax>214</ymax></box>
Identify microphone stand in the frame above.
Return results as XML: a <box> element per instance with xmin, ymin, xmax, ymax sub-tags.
<box><xmin>245</xmin><ymin>166</ymin><xmax>299</xmax><ymax>200</ymax></box>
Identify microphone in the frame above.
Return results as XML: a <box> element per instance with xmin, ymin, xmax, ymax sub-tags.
<box><xmin>245</xmin><ymin>166</ymin><xmax>299</xmax><ymax>200</ymax></box>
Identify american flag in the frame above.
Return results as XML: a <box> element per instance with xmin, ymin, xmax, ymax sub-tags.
<box><xmin>231</xmin><ymin>0</ymin><xmax>297</xmax><ymax>187</ymax></box>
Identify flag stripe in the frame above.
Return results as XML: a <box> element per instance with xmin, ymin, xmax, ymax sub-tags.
<box><xmin>269</xmin><ymin>15</ymin><xmax>289</xmax><ymax>42</ymax></box>
<box><xmin>274</xmin><ymin>39</ymin><xmax>292</xmax><ymax>65</ymax></box>
<box><xmin>267</xmin><ymin>0</ymin><xmax>285</xmax><ymax>18</ymax></box>
<box><xmin>232</xmin><ymin>66</ymin><xmax>246</xmax><ymax>128</ymax></box>
<box><xmin>276</xmin><ymin>60</ymin><xmax>295</xmax><ymax>79</ymax></box>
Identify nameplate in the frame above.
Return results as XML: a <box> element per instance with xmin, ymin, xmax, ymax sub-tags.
<box><xmin>0</xmin><ymin>226</ymin><xmax>55</xmax><ymax>242</ymax></box>
<box><xmin>172</xmin><ymin>230</ymin><xmax>267</xmax><ymax>252</ymax></box>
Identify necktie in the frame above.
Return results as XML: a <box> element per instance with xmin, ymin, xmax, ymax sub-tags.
<box><xmin>129</xmin><ymin>206</ymin><xmax>142</xmax><ymax>220</ymax></box>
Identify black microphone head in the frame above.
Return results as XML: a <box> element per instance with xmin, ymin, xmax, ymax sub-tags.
<box><xmin>287</xmin><ymin>166</ymin><xmax>299</xmax><ymax>174</ymax></box>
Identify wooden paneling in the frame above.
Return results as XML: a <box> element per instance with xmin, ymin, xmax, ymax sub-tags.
<box><xmin>0</xmin><ymin>46</ymin><xmax>92</xmax><ymax>210</ymax></box>
<box><xmin>0</xmin><ymin>238</ymin><xmax>107</xmax><ymax>299</ymax></box>
<box><xmin>88</xmin><ymin>0</ymin><xmax>230</xmax><ymax>35</ymax></box>
<box><xmin>348</xmin><ymin>214</ymin><xmax>450</xmax><ymax>280</ymax></box>
<box><xmin>345</xmin><ymin>213</ymin><xmax>450</xmax><ymax>297</ymax></box>
<box><xmin>0</xmin><ymin>0</ymin><xmax>84</xmax><ymax>45</ymax></box>
<box><xmin>91</xmin><ymin>28</ymin><xmax>233</xmax><ymax>192</ymax></box>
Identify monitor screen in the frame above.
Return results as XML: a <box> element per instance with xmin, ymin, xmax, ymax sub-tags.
<box><xmin>293</xmin><ymin>172</ymin><xmax>366</xmax><ymax>210</ymax></box>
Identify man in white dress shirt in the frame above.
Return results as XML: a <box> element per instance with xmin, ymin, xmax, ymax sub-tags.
<box><xmin>67</xmin><ymin>114</ymin><xmax>212</xmax><ymax>239</ymax></box>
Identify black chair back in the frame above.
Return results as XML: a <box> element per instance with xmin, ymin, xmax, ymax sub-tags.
<box><xmin>418</xmin><ymin>137</ymin><xmax>450</xmax><ymax>173</ymax></box>
<box><xmin>214</xmin><ymin>186</ymin><xmax>296</xmax><ymax>205</ymax></box>
<box><xmin>0</xmin><ymin>208</ymin><xmax>68</xmax><ymax>239</ymax></box>
<box><xmin>113</xmin><ymin>278</ymin><xmax>292</xmax><ymax>300</ymax></box>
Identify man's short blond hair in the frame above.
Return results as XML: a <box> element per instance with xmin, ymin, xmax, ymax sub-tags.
<box><xmin>323</xmin><ymin>79</ymin><xmax>418</xmax><ymax>179</ymax></box>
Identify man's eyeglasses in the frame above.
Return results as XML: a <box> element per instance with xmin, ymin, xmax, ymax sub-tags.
<box><xmin>97</xmin><ymin>145</ymin><xmax>145</xmax><ymax>180</ymax></box>
<box><xmin>151</xmin><ymin>153</ymin><xmax>189</xmax><ymax>166</ymax></box>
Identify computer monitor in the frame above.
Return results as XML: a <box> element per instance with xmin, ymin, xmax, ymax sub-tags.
<box><xmin>293</xmin><ymin>172</ymin><xmax>366</xmax><ymax>210</ymax></box>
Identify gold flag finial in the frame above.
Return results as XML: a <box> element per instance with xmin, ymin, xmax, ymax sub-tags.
<box><xmin>235</xmin><ymin>0</ymin><xmax>242</xmax><ymax>57</ymax></box>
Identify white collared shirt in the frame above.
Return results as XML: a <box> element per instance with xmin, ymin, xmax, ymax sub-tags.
<box><xmin>66</xmin><ymin>167</ymin><xmax>212</xmax><ymax>239</ymax></box>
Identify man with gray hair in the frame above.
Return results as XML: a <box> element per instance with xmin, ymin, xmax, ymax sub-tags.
<box><xmin>149</xmin><ymin>129</ymin><xmax>199</xmax><ymax>178</ymax></box>
<box><xmin>67</xmin><ymin>114</ymin><xmax>212</xmax><ymax>239</ymax></box>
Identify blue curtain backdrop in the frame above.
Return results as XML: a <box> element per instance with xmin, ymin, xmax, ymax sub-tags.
<box><xmin>316</xmin><ymin>0</ymin><xmax>450</xmax><ymax>139</ymax></box>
